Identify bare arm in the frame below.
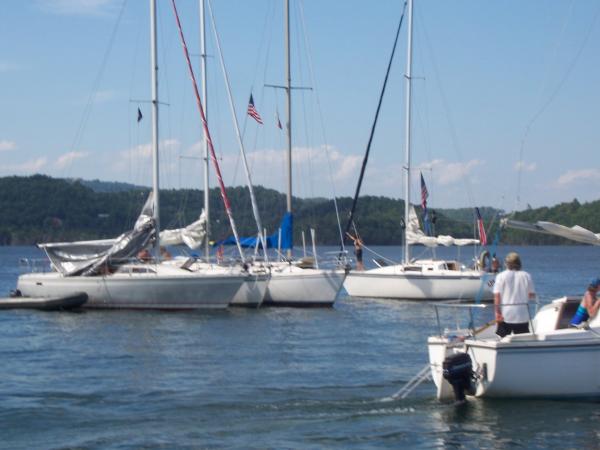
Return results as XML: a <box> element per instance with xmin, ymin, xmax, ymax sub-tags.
<box><xmin>494</xmin><ymin>292</ymin><xmax>503</xmax><ymax>322</ymax></box>
<box><xmin>587</xmin><ymin>293</ymin><xmax>600</xmax><ymax>318</ymax></box>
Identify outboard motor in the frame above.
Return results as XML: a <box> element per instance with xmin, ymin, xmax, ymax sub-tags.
<box><xmin>442</xmin><ymin>352</ymin><xmax>475</xmax><ymax>402</ymax></box>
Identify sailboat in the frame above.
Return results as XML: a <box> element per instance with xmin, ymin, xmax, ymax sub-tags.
<box><xmin>16</xmin><ymin>0</ymin><xmax>246</xmax><ymax>309</ymax></box>
<box><xmin>259</xmin><ymin>0</ymin><xmax>346</xmax><ymax>307</ymax></box>
<box><xmin>343</xmin><ymin>0</ymin><xmax>492</xmax><ymax>301</ymax></box>
<box><xmin>165</xmin><ymin>0</ymin><xmax>269</xmax><ymax>308</ymax></box>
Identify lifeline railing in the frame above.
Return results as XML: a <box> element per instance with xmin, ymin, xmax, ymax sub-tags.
<box><xmin>431</xmin><ymin>301</ymin><xmax>540</xmax><ymax>339</ymax></box>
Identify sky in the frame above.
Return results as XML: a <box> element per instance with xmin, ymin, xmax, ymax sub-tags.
<box><xmin>1</xmin><ymin>0</ymin><xmax>600</xmax><ymax>211</ymax></box>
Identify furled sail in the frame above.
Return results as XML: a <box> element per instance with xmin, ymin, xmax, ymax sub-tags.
<box><xmin>40</xmin><ymin>194</ymin><xmax>156</xmax><ymax>276</ymax></box>
<box><xmin>405</xmin><ymin>206</ymin><xmax>479</xmax><ymax>247</ymax></box>
<box><xmin>160</xmin><ymin>210</ymin><xmax>206</xmax><ymax>249</ymax></box>
<box><xmin>502</xmin><ymin>218</ymin><xmax>600</xmax><ymax>245</ymax></box>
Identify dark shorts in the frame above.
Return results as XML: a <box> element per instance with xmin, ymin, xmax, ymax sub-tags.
<box><xmin>355</xmin><ymin>249</ymin><xmax>363</xmax><ymax>262</ymax></box>
<box><xmin>496</xmin><ymin>321</ymin><xmax>529</xmax><ymax>338</ymax></box>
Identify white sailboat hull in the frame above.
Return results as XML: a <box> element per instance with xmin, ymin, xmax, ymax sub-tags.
<box><xmin>263</xmin><ymin>266</ymin><xmax>346</xmax><ymax>307</ymax></box>
<box><xmin>344</xmin><ymin>263</ymin><xmax>493</xmax><ymax>301</ymax></box>
<box><xmin>230</xmin><ymin>273</ymin><xmax>269</xmax><ymax>307</ymax></box>
<box><xmin>429</xmin><ymin>334</ymin><xmax>600</xmax><ymax>399</ymax></box>
<box><xmin>183</xmin><ymin>261</ymin><xmax>269</xmax><ymax>307</ymax></box>
<box><xmin>428</xmin><ymin>297</ymin><xmax>600</xmax><ymax>399</ymax></box>
<box><xmin>16</xmin><ymin>268</ymin><xmax>244</xmax><ymax>309</ymax></box>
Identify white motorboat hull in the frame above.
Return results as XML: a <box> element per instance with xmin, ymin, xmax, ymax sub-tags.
<box><xmin>344</xmin><ymin>263</ymin><xmax>493</xmax><ymax>301</ymax></box>
<box><xmin>17</xmin><ymin>268</ymin><xmax>244</xmax><ymax>309</ymax></box>
<box><xmin>263</xmin><ymin>266</ymin><xmax>346</xmax><ymax>307</ymax></box>
<box><xmin>428</xmin><ymin>297</ymin><xmax>600</xmax><ymax>399</ymax></box>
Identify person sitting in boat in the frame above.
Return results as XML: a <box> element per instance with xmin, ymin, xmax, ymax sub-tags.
<box><xmin>490</xmin><ymin>254</ymin><xmax>500</xmax><ymax>273</ymax></box>
<box><xmin>346</xmin><ymin>232</ymin><xmax>364</xmax><ymax>271</ymax></box>
<box><xmin>160</xmin><ymin>246</ymin><xmax>172</xmax><ymax>261</ymax></box>
<box><xmin>493</xmin><ymin>252</ymin><xmax>536</xmax><ymax>337</ymax></box>
<box><xmin>137</xmin><ymin>248</ymin><xmax>152</xmax><ymax>263</ymax></box>
<box><xmin>570</xmin><ymin>278</ymin><xmax>600</xmax><ymax>327</ymax></box>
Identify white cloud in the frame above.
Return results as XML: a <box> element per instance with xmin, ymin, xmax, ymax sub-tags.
<box><xmin>54</xmin><ymin>151</ymin><xmax>90</xmax><ymax>169</ymax></box>
<box><xmin>0</xmin><ymin>140</ymin><xmax>17</xmax><ymax>152</ymax></box>
<box><xmin>556</xmin><ymin>169</ymin><xmax>600</xmax><ymax>187</ymax></box>
<box><xmin>93</xmin><ymin>89</ymin><xmax>118</xmax><ymax>104</ymax></box>
<box><xmin>421</xmin><ymin>159</ymin><xmax>484</xmax><ymax>185</ymax></box>
<box><xmin>514</xmin><ymin>160</ymin><xmax>537</xmax><ymax>172</ymax></box>
<box><xmin>1</xmin><ymin>157</ymin><xmax>48</xmax><ymax>174</ymax></box>
<box><xmin>36</xmin><ymin>0</ymin><xmax>118</xmax><ymax>16</ymax></box>
<box><xmin>113</xmin><ymin>139</ymin><xmax>181</xmax><ymax>171</ymax></box>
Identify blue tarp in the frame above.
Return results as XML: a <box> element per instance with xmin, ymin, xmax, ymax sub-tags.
<box><xmin>215</xmin><ymin>212</ymin><xmax>293</xmax><ymax>249</ymax></box>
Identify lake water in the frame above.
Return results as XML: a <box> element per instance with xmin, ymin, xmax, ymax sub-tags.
<box><xmin>1</xmin><ymin>245</ymin><xmax>600</xmax><ymax>449</ymax></box>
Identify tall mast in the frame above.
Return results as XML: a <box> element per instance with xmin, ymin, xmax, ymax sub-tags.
<box><xmin>150</xmin><ymin>0</ymin><xmax>161</xmax><ymax>256</ymax></box>
<box><xmin>403</xmin><ymin>0</ymin><xmax>414</xmax><ymax>264</ymax></box>
<box><xmin>205</xmin><ymin>0</ymin><xmax>268</xmax><ymax>259</ymax></box>
<box><xmin>284</xmin><ymin>0</ymin><xmax>293</xmax><ymax>258</ymax></box>
<box><xmin>200</xmin><ymin>0</ymin><xmax>210</xmax><ymax>261</ymax></box>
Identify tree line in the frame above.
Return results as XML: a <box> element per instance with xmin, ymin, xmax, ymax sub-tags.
<box><xmin>0</xmin><ymin>175</ymin><xmax>593</xmax><ymax>246</ymax></box>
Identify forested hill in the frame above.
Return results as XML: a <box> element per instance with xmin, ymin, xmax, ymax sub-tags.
<box><xmin>0</xmin><ymin>175</ymin><xmax>594</xmax><ymax>245</ymax></box>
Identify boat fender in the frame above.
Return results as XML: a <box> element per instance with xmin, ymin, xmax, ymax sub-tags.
<box><xmin>442</xmin><ymin>352</ymin><xmax>475</xmax><ymax>402</ymax></box>
<box><xmin>478</xmin><ymin>250</ymin><xmax>490</xmax><ymax>271</ymax></box>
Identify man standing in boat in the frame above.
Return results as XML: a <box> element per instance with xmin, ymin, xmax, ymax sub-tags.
<box><xmin>493</xmin><ymin>252</ymin><xmax>536</xmax><ymax>337</ymax></box>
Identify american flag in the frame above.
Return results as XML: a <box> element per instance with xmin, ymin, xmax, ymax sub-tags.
<box><xmin>420</xmin><ymin>172</ymin><xmax>428</xmax><ymax>209</ymax></box>
<box><xmin>475</xmin><ymin>207</ymin><xmax>487</xmax><ymax>246</ymax></box>
<box><xmin>247</xmin><ymin>94</ymin><xmax>263</xmax><ymax>124</ymax></box>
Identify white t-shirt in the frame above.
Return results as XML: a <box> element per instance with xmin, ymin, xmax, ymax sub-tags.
<box><xmin>493</xmin><ymin>269</ymin><xmax>535</xmax><ymax>323</ymax></box>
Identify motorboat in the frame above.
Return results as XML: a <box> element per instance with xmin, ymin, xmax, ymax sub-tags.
<box><xmin>428</xmin><ymin>297</ymin><xmax>600</xmax><ymax>401</ymax></box>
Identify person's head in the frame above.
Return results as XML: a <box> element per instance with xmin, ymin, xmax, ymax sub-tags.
<box><xmin>504</xmin><ymin>252</ymin><xmax>521</xmax><ymax>270</ymax></box>
<box><xmin>588</xmin><ymin>277</ymin><xmax>600</xmax><ymax>292</ymax></box>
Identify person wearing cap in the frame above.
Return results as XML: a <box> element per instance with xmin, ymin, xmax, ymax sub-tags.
<box><xmin>493</xmin><ymin>252</ymin><xmax>536</xmax><ymax>337</ymax></box>
<box><xmin>570</xmin><ymin>278</ymin><xmax>600</xmax><ymax>327</ymax></box>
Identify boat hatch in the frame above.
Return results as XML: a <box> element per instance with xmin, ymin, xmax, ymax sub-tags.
<box><xmin>555</xmin><ymin>298</ymin><xmax>581</xmax><ymax>330</ymax></box>
<box><xmin>446</xmin><ymin>262</ymin><xmax>459</xmax><ymax>271</ymax></box>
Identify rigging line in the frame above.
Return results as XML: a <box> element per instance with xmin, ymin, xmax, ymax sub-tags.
<box><xmin>516</xmin><ymin>1</ymin><xmax>599</xmax><ymax>210</ymax></box>
<box><xmin>206</xmin><ymin>0</ymin><xmax>268</xmax><ymax>257</ymax></box>
<box><xmin>342</xmin><ymin>1</ymin><xmax>408</xmax><ymax>245</ymax></box>
<box><xmin>68</xmin><ymin>0</ymin><xmax>128</xmax><ymax>161</ymax></box>
<box><xmin>296</xmin><ymin>1</ymin><xmax>350</xmax><ymax>250</ymax></box>
<box><xmin>170</xmin><ymin>0</ymin><xmax>245</xmax><ymax>262</ymax></box>
<box><xmin>418</xmin><ymin>8</ymin><xmax>476</xmax><ymax>209</ymax></box>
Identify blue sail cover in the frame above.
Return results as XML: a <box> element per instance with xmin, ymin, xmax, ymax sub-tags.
<box><xmin>216</xmin><ymin>213</ymin><xmax>293</xmax><ymax>249</ymax></box>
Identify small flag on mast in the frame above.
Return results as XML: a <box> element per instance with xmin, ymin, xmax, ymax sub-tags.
<box><xmin>137</xmin><ymin>107</ymin><xmax>143</xmax><ymax>123</ymax></box>
<box><xmin>420</xmin><ymin>172</ymin><xmax>432</xmax><ymax>235</ymax></box>
<box><xmin>247</xmin><ymin>94</ymin><xmax>263</xmax><ymax>124</ymax></box>
<box><xmin>475</xmin><ymin>207</ymin><xmax>487</xmax><ymax>246</ymax></box>
<box><xmin>420</xmin><ymin>172</ymin><xmax>428</xmax><ymax>210</ymax></box>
